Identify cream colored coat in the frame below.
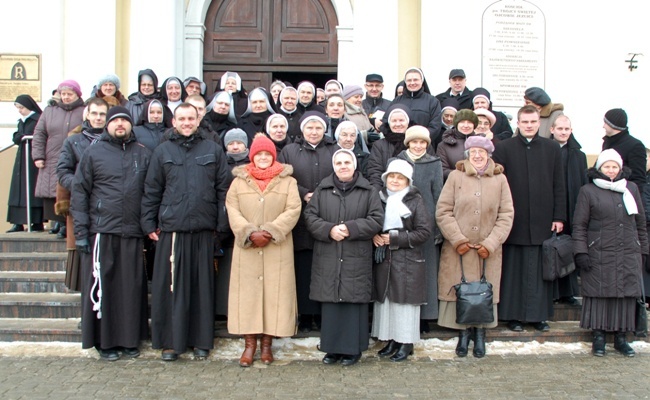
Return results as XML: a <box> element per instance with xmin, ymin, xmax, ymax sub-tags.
<box><xmin>436</xmin><ymin>159</ymin><xmax>514</xmax><ymax>303</ymax></box>
<box><xmin>226</xmin><ymin>163</ymin><xmax>301</xmax><ymax>336</ymax></box>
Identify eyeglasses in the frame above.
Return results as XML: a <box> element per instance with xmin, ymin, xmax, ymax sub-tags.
<box><xmin>365</xmin><ymin>83</ymin><xmax>383</xmax><ymax>89</ymax></box>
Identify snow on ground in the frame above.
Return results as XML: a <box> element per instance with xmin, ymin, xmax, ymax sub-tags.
<box><xmin>1</xmin><ymin>338</ymin><xmax>649</xmax><ymax>361</ymax></box>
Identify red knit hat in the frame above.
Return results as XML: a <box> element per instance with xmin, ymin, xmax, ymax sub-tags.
<box><xmin>249</xmin><ymin>136</ymin><xmax>277</xmax><ymax>162</ymax></box>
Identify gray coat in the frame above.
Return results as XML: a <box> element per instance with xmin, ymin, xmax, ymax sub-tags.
<box><xmin>304</xmin><ymin>173</ymin><xmax>384</xmax><ymax>303</ymax></box>
<box><xmin>572</xmin><ymin>168</ymin><xmax>648</xmax><ymax>298</ymax></box>
<box><xmin>32</xmin><ymin>99</ymin><xmax>84</xmax><ymax>198</ymax></box>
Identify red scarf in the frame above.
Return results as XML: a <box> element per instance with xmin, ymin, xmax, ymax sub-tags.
<box><xmin>246</xmin><ymin>161</ymin><xmax>284</xmax><ymax>192</ymax></box>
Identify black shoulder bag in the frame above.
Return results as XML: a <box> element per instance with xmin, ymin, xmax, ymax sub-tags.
<box><xmin>454</xmin><ymin>254</ymin><xmax>494</xmax><ymax>324</ymax></box>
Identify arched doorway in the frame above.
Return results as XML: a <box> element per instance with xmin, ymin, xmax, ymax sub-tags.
<box><xmin>203</xmin><ymin>0</ymin><xmax>339</xmax><ymax>94</ymax></box>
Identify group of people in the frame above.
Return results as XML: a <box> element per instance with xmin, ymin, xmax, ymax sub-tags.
<box><xmin>6</xmin><ymin>66</ymin><xmax>649</xmax><ymax>366</ymax></box>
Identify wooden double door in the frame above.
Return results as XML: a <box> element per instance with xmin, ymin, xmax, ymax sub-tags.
<box><xmin>203</xmin><ymin>0</ymin><xmax>339</xmax><ymax>94</ymax></box>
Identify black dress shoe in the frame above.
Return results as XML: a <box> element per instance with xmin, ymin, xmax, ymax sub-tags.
<box><xmin>6</xmin><ymin>224</ymin><xmax>24</xmax><ymax>233</ymax></box>
<box><xmin>161</xmin><ymin>349</ymin><xmax>178</xmax><ymax>361</ymax></box>
<box><xmin>390</xmin><ymin>343</ymin><xmax>413</xmax><ymax>362</ymax></box>
<box><xmin>340</xmin><ymin>353</ymin><xmax>361</xmax><ymax>366</ymax></box>
<box><xmin>30</xmin><ymin>223</ymin><xmax>44</xmax><ymax>231</ymax></box>
<box><xmin>56</xmin><ymin>224</ymin><xmax>67</xmax><ymax>239</ymax></box>
<box><xmin>48</xmin><ymin>222</ymin><xmax>60</xmax><ymax>234</ymax></box>
<box><xmin>122</xmin><ymin>347</ymin><xmax>140</xmax><ymax>358</ymax></box>
<box><xmin>378</xmin><ymin>340</ymin><xmax>399</xmax><ymax>357</ymax></box>
<box><xmin>298</xmin><ymin>320</ymin><xmax>312</xmax><ymax>333</ymax></box>
<box><xmin>559</xmin><ymin>296</ymin><xmax>580</xmax><ymax>306</ymax></box>
<box><xmin>533</xmin><ymin>321</ymin><xmax>550</xmax><ymax>332</ymax></box>
<box><xmin>322</xmin><ymin>353</ymin><xmax>340</xmax><ymax>364</ymax></box>
<box><xmin>194</xmin><ymin>348</ymin><xmax>209</xmax><ymax>359</ymax></box>
<box><xmin>507</xmin><ymin>320</ymin><xmax>524</xmax><ymax>332</ymax></box>
<box><xmin>420</xmin><ymin>319</ymin><xmax>431</xmax><ymax>333</ymax></box>
<box><xmin>98</xmin><ymin>348</ymin><xmax>120</xmax><ymax>361</ymax></box>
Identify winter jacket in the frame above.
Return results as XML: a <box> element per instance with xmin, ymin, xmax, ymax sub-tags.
<box><xmin>436</xmin><ymin>128</ymin><xmax>471</xmax><ymax>179</ymax></box>
<box><xmin>373</xmin><ymin>186</ymin><xmax>432</xmax><ymax>304</ymax></box>
<box><xmin>573</xmin><ymin>168</ymin><xmax>648</xmax><ymax>298</ymax></box>
<box><xmin>71</xmin><ymin>132</ymin><xmax>151</xmax><ymax>239</ymax></box>
<box><xmin>57</xmin><ymin>121</ymin><xmax>103</xmax><ymax>192</ymax></box>
<box><xmin>602</xmin><ymin>129</ymin><xmax>647</xmax><ymax>190</ymax></box>
<box><xmin>141</xmin><ymin>130</ymin><xmax>231</xmax><ymax>234</ymax></box>
<box><xmin>133</xmin><ymin>122</ymin><xmax>165</xmax><ymax>151</ymax></box>
<box><xmin>435</xmin><ymin>88</ymin><xmax>474</xmax><ymax>111</ymax></box>
<box><xmin>32</xmin><ymin>99</ymin><xmax>84</xmax><ymax>198</ymax></box>
<box><xmin>386</xmin><ymin>86</ymin><xmax>442</xmax><ymax>141</ymax></box>
<box><xmin>436</xmin><ymin>159</ymin><xmax>514</xmax><ymax>303</ymax></box>
<box><xmin>278</xmin><ymin>136</ymin><xmax>338</xmax><ymax>251</ymax></box>
<box><xmin>557</xmin><ymin>134</ymin><xmax>588</xmax><ymax>234</ymax></box>
<box><xmin>305</xmin><ymin>173</ymin><xmax>384</xmax><ymax>303</ymax></box>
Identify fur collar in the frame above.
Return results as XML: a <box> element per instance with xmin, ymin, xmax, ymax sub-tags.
<box><xmin>539</xmin><ymin>102</ymin><xmax>564</xmax><ymax>118</ymax></box>
<box><xmin>454</xmin><ymin>158</ymin><xmax>503</xmax><ymax>176</ymax></box>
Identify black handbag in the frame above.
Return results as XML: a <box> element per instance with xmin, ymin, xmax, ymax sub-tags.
<box><xmin>542</xmin><ymin>232</ymin><xmax>576</xmax><ymax>281</ymax></box>
<box><xmin>634</xmin><ymin>294</ymin><xmax>648</xmax><ymax>338</ymax></box>
<box><xmin>454</xmin><ymin>255</ymin><xmax>494</xmax><ymax>325</ymax></box>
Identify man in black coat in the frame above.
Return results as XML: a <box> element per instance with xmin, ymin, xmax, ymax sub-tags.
<box><xmin>362</xmin><ymin>73</ymin><xmax>392</xmax><ymax>131</ymax></box>
<box><xmin>550</xmin><ymin>115</ymin><xmax>587</xmax><ymax>305</ymax></box>
<box><xmin>142</xmin><ymin>103</ymin><xmax>231</xmax><ymax>361</ymax></box>
<box><xmin>601</xmin><ymin>108</ymin><xmax>646</xmax><ymax>194</ymax></box>
<box><xmin>492</xmin><ymin>105</ymin><xmax>567</xmax><ymax>333</ymax></box>
<box><xmin>71</xmin><ymin>106</ymin><xmax>151</xmax><ymax>361</ymax></box>
<box><xmin>435</xmin><ymin>69</ymin><xmax>473</xmax><ymax>111</ymax></box>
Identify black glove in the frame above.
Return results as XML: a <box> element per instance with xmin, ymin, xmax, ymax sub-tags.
<box><xmin>374</xmin><ymin>245</ymin><xmax>387</xmax><ymax>264</ymax></box>
<box><xmin>575</xmin><ymin>253</ymin><xmax>590</xmax><ymax>272</ymax></box>
<box><xmin>75</xmin><ymin>238</ymin><xmax>90</xmax><ymax>254</ymax></box>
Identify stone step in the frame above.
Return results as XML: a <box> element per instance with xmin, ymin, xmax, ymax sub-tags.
<box><xmin>0</xmin><ymin>232</ymin><xmax>67</xmax><ymax>253</ymax></box>
<box><xmin>0</xmin><ymin>293</ymin><xmax>80</xmax><ymax>318</ymax></box>
<box><xmin>550</xmin><ymin>302</ymin><xmax>582</xmax><ymax>322</ymax></box>
<box><xmin>0</xmin><ymin>271</ymin><xmax>69</xmax><ymax>293</ymax></box>
<box><xmin>0</xmin><ymin>252</ymin><xmax>67</xmax><ymax>272</ymax></box>
<box><xmin>2</xmin><ymin>318</ymin><xmax>647</xmax><ymax>343</ymax></box>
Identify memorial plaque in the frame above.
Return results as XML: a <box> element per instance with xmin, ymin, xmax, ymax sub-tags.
<box><xmin>482</xmin><ymin>1</ymin><xmax>545</xmax><ymax>107</ymax></box>
<box><xmin>0</xmin><ymin>54</ymin><xmax>42</xmax><ymax>102</ymax></box>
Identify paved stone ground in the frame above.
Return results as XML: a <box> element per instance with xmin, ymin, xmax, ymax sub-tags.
<box><xmin>1</xmin><ymin>339</ymin><xmax>650</xmax><ymax>399</ymax></box>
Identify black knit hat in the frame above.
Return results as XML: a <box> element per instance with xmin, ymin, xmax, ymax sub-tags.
<box><xmin>604</xmin><ymin>108</ymin><xmax>628</xmax><ymax>130</ymax></box>
<box><xmin>524</xmin><ymin>87</ymin><xmax>551</xmax><ymax>106</ymax></box>
<box><xmin>106</xmin><ymin>106</ymin><xmax>133</xmax><ymax>125</ymax></box>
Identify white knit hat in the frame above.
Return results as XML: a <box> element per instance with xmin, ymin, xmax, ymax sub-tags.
<box><xmin>596</xmin><ymin>148</ymin><xmax>623</xmax><ymax>170</ymax></box>
<box><xmin>381</xmin><ymin>159</ymin><xmax>413</xmax><ymax>184</ymax></box>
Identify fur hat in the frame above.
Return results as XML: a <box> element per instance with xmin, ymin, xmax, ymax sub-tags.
<box><xmin>97</xmin><ymin>74</ymin><xmax>121</xmax><ymax>91</ymax></box>
<box><xmin>465</xmin><ymin>135</ymin><xmax>495</xmax><ymax>154</ymax></box>
<box><xmin>474</xmin><ymin>108</ymin><xmax>496</xmax><ymax>127</ymax></box>
<box><xmin>453</xmin><ymin>109</ymin><xmax>479</xmax><ymax>129</ymax></box>
<box><xmin>342</xmin><ymin>85</ymin><xmax>363</xmax><ymax>100</ymax></box>
<box><xmin>403</xmin><ymin>125</ymin><xmax>431</xmax><ymax>146</ymax></box>
<box><xmin>224</xmin><ymin>128</ymin><xmax>248</xmax><ymax>148</ymax></box>
<box><xmin>332</xmin><ymin>148</ymin><xmax>357</xmax><ymax>170</ymax></box>
<box><xmin>299</xmin><ymin>111</ymin><xmax>327</xmax><ymax>132</ymax></box>
<box><xmin>58</xmin><ymin>80</ymin><xmax>82</xmax><ymax>98</ymax></box>
<box><xmin>106</xmin><ymin>106</ymin><xmax>133</xmax><ymax>125</ymax></box>
<box><xmin>524</xmin><ymin>87</ymin><xmax>551</xmax><ymax>106</ymax></box>
<box><xmin>604</xmin><ymin>108</ymin><xmax>628</xmax><ymax>130</ymax></box>
<box><xmin>249</xmin><ymin>135</ymin><xmax>277</xmax><ymax>162</ymax></box>
<box><xmin>596</xmin><ymin>148</ymin><xmax>623</xmax><ymax>170</ymax></box>
<box><xmin>382</xmin><ymin>159</ymin><xmax>413</xmax><ymax>184</ymax></box>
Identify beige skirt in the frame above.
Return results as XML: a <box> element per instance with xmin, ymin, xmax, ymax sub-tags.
<box><xmin>438</xmin><ymin>300</ymin><xmax>498</xmax><ymax>329</ymax></box>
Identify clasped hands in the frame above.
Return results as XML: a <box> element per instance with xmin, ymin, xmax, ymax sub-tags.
<box><xmin>330</xmin><ymin>224</ymin><xmax>349</xmax><ymax>242</ymax></box>
<box><xmin>456</xmin><ymin>242</ymin><xmax>490</xmax><ymax>259</ymax></box>
<box><xmin>249</xmin><ymin>230</ymin><xmax>272</xmax><ymax>248</ymax></box>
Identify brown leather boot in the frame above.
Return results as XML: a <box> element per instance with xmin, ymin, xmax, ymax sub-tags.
<box><xmin>239</xmin><ymin>335</ymin><xmax>257</xmax><ymax>367</ymax></box>
<box><xmin>260</xmin><ymin>334</ymin><xmax>274</xmax><ymax>365</ymax></box>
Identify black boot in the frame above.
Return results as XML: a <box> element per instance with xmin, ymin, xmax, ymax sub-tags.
<box><xmin>592</xmin><ymin>329</ymin><xmax>606</xmax><ymax>357</ymax></box>
<box><xmin>31</xmin><ymin>223</ymin><xmax>44</xmax><ymax>231</ymax></box>
<box><xmin>390</xmin><ymin>343</ymin><xmax>413</xmax><ymax>362</ymax></box>
<box><xmin>473</xmin><ymin>328</ymin><xmax>486</xmax><ymax>358</ymax></box>
<box><xmin>6</xmin><ymin>224</ymin><xmax>24</xmax><ymax>233</ymax></box>
<box><xmin>378</xmin><ymin>340</ymin><xmax>399</xmax><ymax>357</ymax></box>
<box><xmin>56</xmin><ymin>223</ymin><xmax>67</xmax><ymax>239</ymax></box>
<box><xmin>455</xmin><ymin>328</ymin><xmax>472</xmax><ymax>357</ymax></box>
<box><xmin>48</xmin><ymin>222</ymin><xmax>60</xmax><ymax>234</ymax></box>
<box><xmin>614</xmin><ymin>332</ymin><xmax>635</xmax><ymax>357</ymax></box>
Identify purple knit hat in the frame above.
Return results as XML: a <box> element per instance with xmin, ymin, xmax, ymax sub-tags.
<box><xmin>58</xmin><ymin>80</ymin><xmax>82</xmax><ymax>98</ymax></box>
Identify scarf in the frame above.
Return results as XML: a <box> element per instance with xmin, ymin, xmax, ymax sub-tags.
<box><xmin>405</xmin><ymin>149</ymin><xmax>425</xmax><ymax>161</ymax></box>
<box><xmin>384</xmin><ymin>130</ymin><xmax>408</xmax><ymax>157</ymax></box>
<box><xmin>246</xmin><ymin>161</ymin><xmax>284</xmax><ymax>192</ymax></box>
<box><xmin>383</xmin><ymin>186</ymin><xmax>411</xmax><ymax>231</ymax></box>
<box><xmin>227</xmin><ymin>149</ymin><xmax>250</xmax><ymax>163</ymax></box>
<box><xmin>593</xmin><ymin>178</ymin><xmax>638</xmax><ymax>215</ymax></box>
<box><xmin>333</xmin><ymin>171</ymin><xmax>359</xmax><ymax>196</ymax></box>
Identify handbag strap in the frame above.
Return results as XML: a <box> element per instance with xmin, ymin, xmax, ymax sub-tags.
<box><xmin>459</xmin><ymin>252</ymin><xmax>487</xmax><ymax>283</ymax></box>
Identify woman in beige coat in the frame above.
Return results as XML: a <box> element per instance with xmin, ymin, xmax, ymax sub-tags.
<box><xmin>226</xmin><ymin>136</ymin><xmax>301</xmax><ymax>367</ymax></box>
<box><xmin>436</xmin><ymin>135</ymin><xmax>514</xmax><ymax>358</ymax></box>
